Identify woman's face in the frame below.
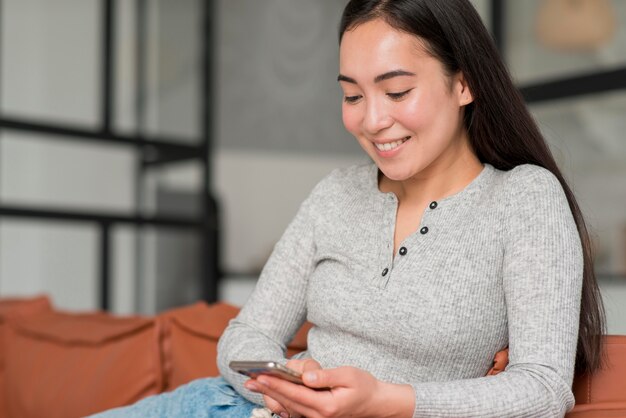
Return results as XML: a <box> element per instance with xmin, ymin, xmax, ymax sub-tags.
<box><xmin>339</xmin><ymin>19</ymin><xmax>474</xmax><ymax>182</ymax></box>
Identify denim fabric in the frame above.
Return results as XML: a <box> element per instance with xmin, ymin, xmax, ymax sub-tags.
<box><xmin>87</xmin><ymin>377</ymin><xmax>258</xmax><ymax>418</ymax></box>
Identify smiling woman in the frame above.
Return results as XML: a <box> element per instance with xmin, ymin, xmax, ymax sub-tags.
<box><xmin>89</xmin><ymin>1</ymin><xmax>605</xmax><ymax>418</ymax></box>
<box><xmin>337</xmin><ymin>18</ymin><xmax>483</xmax><ymax>254</ymax></box>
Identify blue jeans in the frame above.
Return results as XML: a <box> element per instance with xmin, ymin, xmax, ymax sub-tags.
<box><xmin>87</xmin><ymin>377</ymin><xmax>259</xmax><ymax>418</ymax></box>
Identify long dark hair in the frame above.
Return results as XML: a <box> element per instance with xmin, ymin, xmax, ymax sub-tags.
<box><xmin>339</xmin><ymin>0</ymin><xmax>605</xmax><ymax>375</ymax></box>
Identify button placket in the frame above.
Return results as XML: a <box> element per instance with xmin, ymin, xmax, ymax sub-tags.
<box><xmin>376</xmin><ymin>193</ymin><xmax>397</xmax><ymax>289</ymax></box>
<box><xmin>418</xmin><ymin>201</ymin><xmax>437</xmax><ymax>237</ymax></box>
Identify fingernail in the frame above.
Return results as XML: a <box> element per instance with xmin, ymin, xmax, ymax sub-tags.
<box><xmin>280</xmin><ymin>413</ymin><xmax>289</xmax><ymax>418</ymax></box>
<box><xmin>245</xmin><ymin>382</ymin><xmax>259</xmax><ymax>391</ymax></box>
<box><xmin>303</xmin><ymin>371</ymin><xmax>317</xmax><ymax>382</ymax></box>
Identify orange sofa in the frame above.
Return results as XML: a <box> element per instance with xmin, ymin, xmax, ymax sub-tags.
<box><xmin>0</xmin><ymin>295</ymin><xmax>624</xmax><ymax>418</ymax></box>
<box><xmin>0</xmin><ymin>296</ymin><xmax>309</xmax><ymax>418</ymax></box>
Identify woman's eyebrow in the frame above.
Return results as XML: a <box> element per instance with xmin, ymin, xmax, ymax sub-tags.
<box><xmin>337</xmin><ymin>74</ymin><xmax>358</xmax><ymax>84</ymax></box>
<box><xmin>337</xmin><ymin>69</ymin><xmax>416</xmax><ymax>84</ymax></box>
<box><xmin>374</xmin><ymin>69</ymin><xmax>416</xmax><ymax>83</ymax></box>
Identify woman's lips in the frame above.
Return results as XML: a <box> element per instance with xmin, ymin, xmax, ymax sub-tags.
<box><xmin>373</xmin><ymin>136</ymin><xmax>411</xmax><ymax>156</ymax></box>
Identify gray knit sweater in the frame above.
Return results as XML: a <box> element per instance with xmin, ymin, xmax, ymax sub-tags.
<box><xmin>217</xmin><ymin>162</ymin><xmax>583</xmax><ymax>418</ymax></box>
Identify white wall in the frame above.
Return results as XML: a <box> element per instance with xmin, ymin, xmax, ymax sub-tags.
<box><xmin>600</xmin><ymin>278</ymin><xmax>626</xmax><ymax>335</ymax></box>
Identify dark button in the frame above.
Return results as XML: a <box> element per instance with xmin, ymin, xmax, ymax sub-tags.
<box><xmin>429</xmin><ymin>201</ymin><xmax>438</xmax><ymax>210</ymax></box>
<box><xmin>399</xmin><ymin>247</ymin><xmax>407</xmax><ymax>256</ymax></box>
<box><xmin>382</xmin><ymin>268</ymin><xmax>389</xmax><ymax>276</ymax></box>
<box><xmin>420</xmin><ymin>226</ymin><xmax>429</xmax><ymax>235</ymax></box>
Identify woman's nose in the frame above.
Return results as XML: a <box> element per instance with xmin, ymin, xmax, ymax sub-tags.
<box><xmin>363</xmin><ymin>99</ymin><xmax>393</xmax><ymax>134</ymax></box>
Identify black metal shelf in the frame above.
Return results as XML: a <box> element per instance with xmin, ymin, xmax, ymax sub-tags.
<box><xmin>0</xmin><ymin>204</ymin><xmax>210</xmax><ymax>229</ymax></box>
<box><xmin>0</xmin><ymin>116</ymin><xmax>205</xmax><ymax>166</ymax></box>
<box><xmin>520</xmin><ymin>67</ymin><xmax>626</xmax><ymax>104</ymax></box>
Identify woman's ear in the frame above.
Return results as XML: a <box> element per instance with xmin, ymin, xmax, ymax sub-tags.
<box><xmin>456</xmin><ymin>72</ymin><xmax>474</xmax><ymax>106</ymax></box>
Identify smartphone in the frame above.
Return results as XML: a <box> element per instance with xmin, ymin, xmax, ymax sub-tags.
<box><xmin>229</xmin><ymin>361</ymin><xmax>304</xmax><ymax>385</ymax></box>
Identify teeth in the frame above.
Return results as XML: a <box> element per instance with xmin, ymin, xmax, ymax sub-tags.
<box><xmin>375</xmin><ymin>136</ymin><xmax>410</xmax><ymax>151</ymax></box>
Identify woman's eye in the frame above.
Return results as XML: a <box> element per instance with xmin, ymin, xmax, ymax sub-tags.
<box><xmin>387</xmin><ymin>89</ymin><xmax>413</xmax><ymax>100</ymax></box>
<box><xmin>343</xmin><ymin>95</ymin><xmax>362</xmax><ymax>104</ymax></box>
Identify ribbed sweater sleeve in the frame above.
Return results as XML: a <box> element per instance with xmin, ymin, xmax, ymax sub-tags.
<box><xmin>409</xmin><ymin>166</ymin><xmax>583</xmax><ymax>417</ymax></box>
<box><xmin>217</xmin><ymin>182</ymin><xmax>321</xmax><ymax>405</ymax></box>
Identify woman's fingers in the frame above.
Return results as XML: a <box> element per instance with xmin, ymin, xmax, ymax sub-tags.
<box><xmin>260</xmin><ymin>386</ymin><xmax>316</xmax><ymax>418</ymax></box>
<box><xmin>301</xmin><ymin>359</ymin><xmax>322</xmax><ymax>374</ymax></box>
<box><xmin>302</xmin><ymin>366</ymin><xmax>356</xmax><ymax>389</ymax></box>
<box><xmin>285</xmin><ymin>358</ymin><xmax>322</xmax><ymax>374</ymax></box>
<box><xmin>265</xmin><ymin>396</ymin><xmax>303</xmax><ymax>418</ymax></box>
<box><xmin>250</xmin><ymin>376</ymin><xmax>324</xmax><ymax>418</ymax></box>
<box><xmin>263</xmin><ymin>394</ymin><xmax>285</xmax><ymax>416</ymax></box>
<box><xmin>246</xmin><ymin>380</ymin><xmax>304</xmax><ymax>418</ymax></box>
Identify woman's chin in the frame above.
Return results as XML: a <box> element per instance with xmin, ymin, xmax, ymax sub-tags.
<box><xmin>378</xmin><ymin>166</ymin><xmax>416</xmax><ymax>182</ymax></box>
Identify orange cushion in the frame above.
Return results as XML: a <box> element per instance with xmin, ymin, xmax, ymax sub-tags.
<box><xmin>4</xmin><ymin>310</ymin><xmax>163</xmax><ymax>418</ymax></box>
<box><xmin>159</xmin><ymin>302</ymin><xmax>238</xmax><ymax>391</ymax></box>
<box><xmin>0</xmin><ymin>295</ymin><xmax>52</xmax><ymax>418</ymax></box>
<box><xmin>565</xmin><ymin>402</ymin><xmax>626</xmax><ymax>418</ymax></box>
<box><xmin>159</xmin><ymin>301</ymin><xmax>312</xmax><ymax>391</ymax></box>
<box><xmin>572</xmin><ymin>335</ymin><xmax>626</xmax><ymax>405</ymax></box>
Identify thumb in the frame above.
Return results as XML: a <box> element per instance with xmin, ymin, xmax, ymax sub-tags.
<box><xmin>302</xmin><ymin>366</ymin><xmax>355</xmax><ymax>389</ymax></box>
<box><xmin>302</xmin><ymin>359</ymin><xmax>322</xmax><ymax>374</ymax></box>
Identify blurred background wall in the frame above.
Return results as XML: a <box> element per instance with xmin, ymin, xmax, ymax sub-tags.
<box><xmin>0</xmin><ymin>0</ymin><xmax>625</xmax><ymax>333</ymax></box>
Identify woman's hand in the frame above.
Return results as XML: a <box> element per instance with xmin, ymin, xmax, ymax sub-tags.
<box><xmin>245</xmin><ymin>365</ymin><xmax>415</xmax><ymax>418</ymax></box>
<box><xmin>246</xmin><ymin>358</ymin><xmax>322</xmax><ymax>418</ymax></box>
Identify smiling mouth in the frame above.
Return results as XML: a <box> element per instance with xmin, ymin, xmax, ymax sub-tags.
<box><xmin>374</xmin><ymin>136</ymin><xmax>411</xmax><ymax>152</ymax></box>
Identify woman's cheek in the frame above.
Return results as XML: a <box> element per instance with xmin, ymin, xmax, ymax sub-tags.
<box><xmin>396</xmin><ymin>98</ymin><xmax>424</xmax><ymax>129</ymax></box>
<box><xmin>341</xmin><ymin>105</ymin><xmax>361</xmax><ymax>136</ymax></box>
